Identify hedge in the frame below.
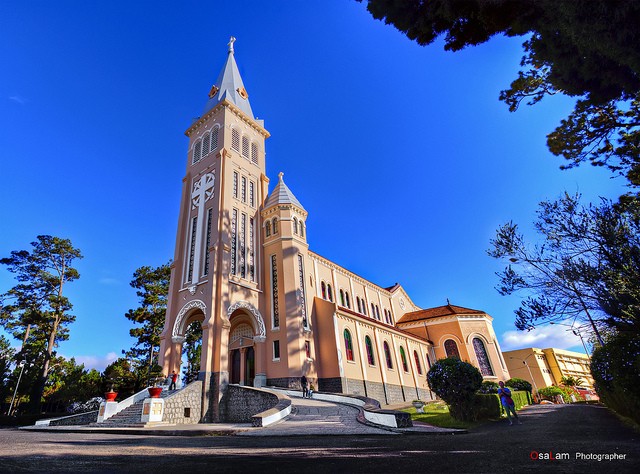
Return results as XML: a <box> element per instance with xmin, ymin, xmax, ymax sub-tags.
<box><xmin>475</xmin><ymin>390</ymin><xmax>532</xmax><ymax>419</ymax></box>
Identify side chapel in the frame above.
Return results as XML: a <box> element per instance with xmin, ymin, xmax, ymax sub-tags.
<box><xmin>158</xmin><ymin>38</ymin><xmax>510</xmax><ymax>421</ymax></box>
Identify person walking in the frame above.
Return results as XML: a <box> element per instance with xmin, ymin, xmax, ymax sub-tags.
<box><xmin>498</xmin><ymin>381</ymin><xmax>522</xmax><ymax>425</ymax></box>
<box><xmin>300</xmin><ymin>375</ymin><xmax>308</xmax><ymax>398</ymax></box>
<box><xmin>169</xmin><ymin>370</ymin><xmax>178</xmax><ymax>390</ymax></box>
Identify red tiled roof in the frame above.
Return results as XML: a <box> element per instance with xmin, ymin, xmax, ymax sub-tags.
<box><xmin>397</xmin><ymin>304</ymin><xmax>486</xmax><ymax>324</ymax></box>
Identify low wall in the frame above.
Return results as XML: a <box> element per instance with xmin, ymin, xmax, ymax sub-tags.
<box><xmin>318</xmin><ymin>377</ymin><xmax>433</xmax><ymax>406</ymax></box>
<box><xmin>219</xmin><ymin>385</ymin><xmax>282</xmax><ymax>423</ymax></box>
<box><xmin>162</xmin><ymin>381</ymin><xmax>203</xmax><ymax>425</ymax></box>
<box><xmin>36</xmin><ymin>410</ymin><xmax>99</xmax><ymax>427</ymax></box>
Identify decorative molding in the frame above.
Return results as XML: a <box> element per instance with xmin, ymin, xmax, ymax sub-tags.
<box><xmin>227</xmin><ymin>300</ymin><xmax>266</xmax><ymax>338</ymax></box>
<box><xmin>172</xmin><ymin>299</ymin><xmax>207</xmax><ymax>341</ymax></box>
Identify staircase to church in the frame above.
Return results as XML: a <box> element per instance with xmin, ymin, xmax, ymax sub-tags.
<box><xmin>93</xmin><ymin>389</ymin><xmax>180</xmax><ymax>428</ymax></box>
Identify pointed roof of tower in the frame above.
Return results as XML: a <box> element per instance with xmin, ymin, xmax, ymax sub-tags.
<box><xmin>264</xmin><ymin>172</ymin><xmax>306</xmax><ymax>211</ymax></box>
<box><xmin>202</xmin><ymin>37</ymin><xmax>254</xmax><ymax>119</ymax></box>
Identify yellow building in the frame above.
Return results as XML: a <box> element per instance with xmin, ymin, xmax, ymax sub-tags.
<box><xmin>158</xmin><ymin>40</ymin><xmax>509</xmax><ymax>421</ymax></box>
<box><xmin>503</xmin><ymin>347</ymin><xmax>595</xmax><ymax>394</ymax></box>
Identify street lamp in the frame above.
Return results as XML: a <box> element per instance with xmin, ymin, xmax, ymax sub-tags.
<box><xmin>549</xmin><ymin>321</ymin><xmax>590</xmax><ymax>356</ymax></box>
<box><xmin>509</xmin><ymin>354</ymin><xmax>540</xmax><ymax>403</ymax></box>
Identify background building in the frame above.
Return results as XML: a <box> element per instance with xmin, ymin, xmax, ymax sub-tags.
<box><xmin>503</xmin><ymin>347</ymin><xmax>595</xmax><ymax>396</ymax></box>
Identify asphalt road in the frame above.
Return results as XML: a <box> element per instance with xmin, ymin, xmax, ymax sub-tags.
<box><xmin>0</xmin><ymin>404</ymin><xmax>638</xmax><ymax>473</ymax></box>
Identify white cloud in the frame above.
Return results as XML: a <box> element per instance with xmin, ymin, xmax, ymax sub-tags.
<box><xmin>71</xmin><ymin>352</ymin><xmax>119</xmax><ymax>372</ymax></box>
<box><xmin>9</xmin><ymin>95</ymin><xmax>27</xmax><ymax>105</ymax></box>
<box><xmin>500</xmin><ymin>324</ymin><xmax>587</xmax><ymax>352</ymax></box>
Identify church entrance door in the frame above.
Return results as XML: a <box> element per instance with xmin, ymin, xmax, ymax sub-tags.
<box><xmin>245</xmin><ymin>346</ymin><xmax>255</xmax><ymax>387</ymax></box>
<box><xmin>230</xmin><ymin>349</ymin><xmax>241</xmax><ymax>384</ymax></box>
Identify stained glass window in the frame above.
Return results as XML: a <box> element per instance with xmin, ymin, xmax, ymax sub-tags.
<box><xmin>400</xmin><ymin>346</ymin><xmax>408</xmax><ymax>372</ymax></box>
<box><xmin>473</xmin><ymin>338</ymin><xmax>494</xmax><ymax>376</ymax></box>
<box><xmin>414</xmin><ymin>351</ymin><xmax>422</xmax><ymax>375</ymax></box>
<box><xmin>444</xmin><ymin>339</ymin><xmax>460</xmax><ymax>359</ymax></box>
<box><xmin>365</xmin><ymin>336</ymin><xmax>375</xmax><ymax>365</ymax></box>
<box><xmin>384</xmin><ymin>341</ymin><xmax>393</xmax><ymax>369</ymax></box>
<box><xmin>344</xmin><ymin>329</ymin><xmax>354</xmax><ymax>361</ymax></box>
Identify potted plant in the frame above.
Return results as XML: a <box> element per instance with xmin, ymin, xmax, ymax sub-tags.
<box><xmin>412</xmin><ymin>399</ymin><xmax>425</xmax><ymax>413</ymax></box>
<box><xmin>147</xmin><ymin>364</ymin><xmax>165</xmax><ymax>398</ymax></box>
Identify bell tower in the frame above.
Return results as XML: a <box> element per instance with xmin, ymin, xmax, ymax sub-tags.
<box><xmin>159</xmin><ymin>38</ymin><xmax>270</xmax><ymax>421</ymax></box>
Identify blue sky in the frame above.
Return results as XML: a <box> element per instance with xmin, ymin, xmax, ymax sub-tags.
<box><xmin>1</xmin><ymin>1</ymin><xmax>626</xmax><ymax>371</ymax></box>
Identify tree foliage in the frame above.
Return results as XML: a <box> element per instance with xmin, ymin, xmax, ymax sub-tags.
<box><xmin>0</xmin><ymin>235</ymin><xmax>82</xmax><ymax>412</ymax></box>
<box><xmin>123</xmin><ymin>262</ymin><xmax>171</xmax><ymax>377</ymax></box>
<box><xmin>361</xmin><ymin>0</ymin><xmax>640</xmax><ymax>191</ymax></box>
<box><xmin>182</xmin><ymin>320</ymin><xmax>202</xmax><ymax>385</ymax></box>
<box><xmin>427</xmin><ymin>357</ymin><xmax>483</xmax><ymax>421</ymax></box>
<box><xmin>590</xmin><ymin>331</ymin><xmax>640</xmax><ymax>423</ymax></box>
<box><xmin>489</xmin><ymin>193</ymin><xmax>640</xmax><ymax>337</ymax></box>
<box><xmin>505</xmin><ymin>377</ymin><xmax>532</xmax><ymax>393</ymax></box>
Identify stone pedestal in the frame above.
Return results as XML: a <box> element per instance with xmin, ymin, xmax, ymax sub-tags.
<box><xmin>97</xmin><ymin>401</ymin><xmax>118</xmax><ymax>423</ymax></box>
<box><xmin>141</xmin><ymin>397</ymin><xmax>165</xmax><ymax>423</ymax></box>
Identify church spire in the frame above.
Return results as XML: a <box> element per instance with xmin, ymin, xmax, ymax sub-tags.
<box><xmin>202</xmin><ymin>36</ymin><xmax>254</xmax><ymax>119</ymax></box>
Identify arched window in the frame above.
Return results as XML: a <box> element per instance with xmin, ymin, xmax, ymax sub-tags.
<box><xmin>265</xmin><ymin>221</ymin><xmax>271</xmax><ymax>237</ymax></box>
<box><xmin>444</xmin><ymin>339</ymin><xmax>460</xmax><ymax>359</ymax></box>
<box><xmin>202</xmin><ymin>133</ymin><xmax>210</xmax><ymax>156</ymax></box>
<box><xmin>321</xmin><ymin>282</ymin><xmax>327</xmax><ymax>300</ymax></box>
<box><xmin>345</xmin><ymin>292</ymin><xmax>350</xmax><ymax>309</ymax></box>
<box><xmin>339</xmin><ymin>289</ymin><xmax>345</xmax><ymax>306</ymax></box>
<box><xmin>344</xmin><ymin>329</ymin><xmax>354</xmax><ymax>361</ymax></box>
<box><xmin>242</xmin><ymin>136</ymin><xmax>249</xmax><ymax>159</ymax></box>
<box><xmin>375</xmin><ymin>306</ymin><xmax>381</xmax><ymax>320</ymax></box>
<box><xmin>193</xmin><ymin>141</ymin><xmax>202</xmax><ymax>164</ymax></box>
<box><xmin>327</xmin><ymin>284</ymin><xmax>333</xmax><ymax>302</ymax></box>
<box><xmin>293</xmin><ymin>217</ymin><xmax>298</xmax><ymax>235</ymax></box>
<box><xmin>371</xmin><ymin>303</ymin><xmax>375</xmax><ymax>319</ymax></box>
<box><xmin>365</xmin><ymin>336</ymin><xmax>375</xmax><ymax>365</ymax></box>
<box><xmin>299</xmin><ymin>221</ymin><xmax>304</xmax><ymax>237</ymax></box>
<box><xmin>383</xmin><ymin>341</ymin><xmax>393</xmax><ymax>369</ymax></box>
<box><xmin>356</xmin><ymin>297</ymin><xmax>362</xmax><ymax>313</ymax></box>
<box><xmin>251</xmin><ymin>142</ymin><xmax>258</xmax><ymax>164</ymax></box>
<box><xmin>362</xmin><ymin>301</ymin><xmax>366</xmax><ymax>315</ymax></box>
<box><xmin>400</xmin><ymin>346</ymin><xmax>408</xmax><ymax>372</ymax></box>
<box><xmin>272</xmin><ymin>217</ymin><xmax>278</xmax><ymax>234</ymax></box>
<box><xmin>231</xmin><ymin>128</ymin><xmax>240</xmax><ymax>151</ymax></box>
<box><xmin>211</xmin><ymin>127</ymin><xmax>219</xmax><ymax>151</ymax></box>
<box><xmin>414</xmin><ymin>351</ymin><xmax>422</xmax><ymax>375</ymax></box>
<box><xmin>473</xmin><ymin>338</ymin><xmax>494</xmax><ymax>376</ymax></box>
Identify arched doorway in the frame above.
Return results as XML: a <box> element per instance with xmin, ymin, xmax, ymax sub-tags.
<box><xmin>228</xmin><ymin>321</ymin><xmax>255</xmax><ymax>386</ymax></box>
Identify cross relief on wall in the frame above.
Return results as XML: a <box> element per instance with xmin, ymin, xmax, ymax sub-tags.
<box><xmin>190</xmin><ymin>172</ymin><xmax>215</xmax><ymax>285</ymax></box>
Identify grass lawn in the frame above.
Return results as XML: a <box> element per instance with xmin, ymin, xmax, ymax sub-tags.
<box><xmin>402</xmin><ymin>402</ymin><xmax>480</xmax><ymax>429</ymax></box>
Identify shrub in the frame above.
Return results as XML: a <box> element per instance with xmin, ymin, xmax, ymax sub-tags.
<box><xmin>591</xmin><ymin>333</ymin><xmax>640</xmax><ymax>424</ymax></box>
<box><xmin>475</xmin><ymin>391</ymin><xmax>532</xmax><ymax>420</ymax></box>
<box><xmin>506</xmin><ymin>377</ymin><xmax>532</xmax><ymax>393</ymax></box>
<box><xmin>478</xmin><ymin>381</ymin><xmax>499</xmax><ymax>394</ymax></box>
<box><xmin>538</xmin><ymin>385</ymin><xmax>582</xmax><ymax>403</ymax></box>
<box><xmin>427</xmin><ymin>357</ymin><xmax>483</xmax><ymax>421</ymax></box>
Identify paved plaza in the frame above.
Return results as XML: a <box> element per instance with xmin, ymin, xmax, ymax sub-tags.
<box><xmin>3</xmin><ymin>399</ymin><xmax>639</xmax><ymax>473</ymax></box>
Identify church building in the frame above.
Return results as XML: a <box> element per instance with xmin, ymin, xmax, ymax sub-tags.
<box><xmin>158</xmin><ymin>39</ymin><xmax>509</xmax><ymax>421</ymax></box>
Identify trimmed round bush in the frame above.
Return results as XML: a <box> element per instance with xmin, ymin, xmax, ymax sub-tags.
<box><xmin>427</xmin><ymin>357</ymin><xmax>483</xmax><ymax>421</ymax></box>
<box><xmin>506</xmin><ymin>377</ymin><xmax>532</xmax><ymax>393</ymax></box>
<box><xmin>478</xmin><ymin>381</ymin><xmax>499</xmax><ymax>394</ymax></box>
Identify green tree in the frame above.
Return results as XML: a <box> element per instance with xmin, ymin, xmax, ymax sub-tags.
<box><xmin>488</xmin><ymin>193</ymin><xmax>640</xmax><ymax>339</ymax></box>
<box><xmin>559</xmin><ymin>375</ymin><xmax>585</xmax><ymax>388</ymax></box>
<box><xmin>0</xmin><ymin>335</ymin><xmax>15</xmax><ymax>408</ymax></box>
<box><xmin>123</xmin><ymin>262</ymin><xmax>171</xmax><ymax>380</ymax></box>
<box><xmin>361</xmin><ymin>1</ymin><xmax>640</xmax><ymax>191</ymax></box>
<box><xmin>505</xmin><ymin>377</ymin><xmax>532</xmax><ymax>393</ymax></box>
<box><xmin>427</xmin><ymin>357</ymin><xmax>483</xmax><ymax>421</ymax></box>
<box><xmin>182</xmin><ymin>320</ymin><xmax>202</xmax><ymax>385</ymax></box>
<box><xmin>101</xmin><ymin>358</ymin><xmax>138</xmax><ymax>399</ymax></box>
<box><xmin>0</xmin><ymin>235</ymin><xmax>82</xmax><ymax>412</ymax></box>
